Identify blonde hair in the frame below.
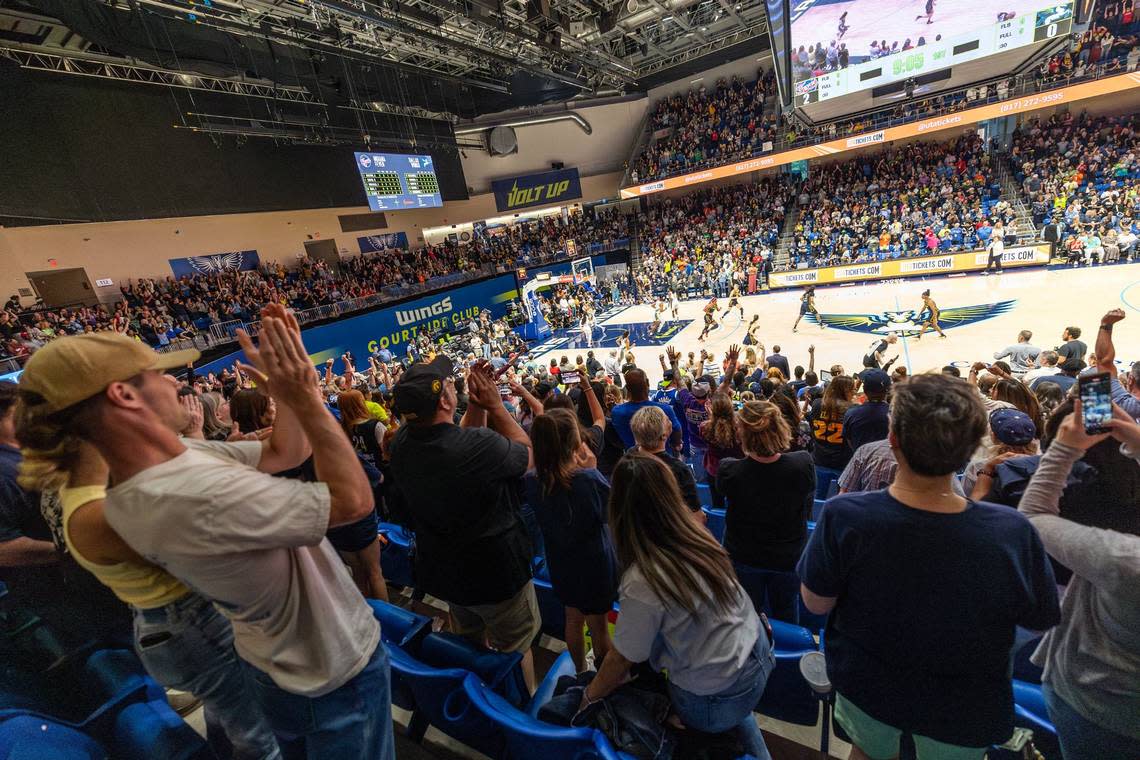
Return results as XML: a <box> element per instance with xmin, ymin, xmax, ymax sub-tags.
<box><xmin>13</xmin><ymin>392</ymin><xmax>88</xmax><ymax>492</ymax></box>
<box><xmin>630</xmin><ymin>405</ymin><xmax>669</xmax><ymax>448</ymax></box>
<box><xmin>736</xmin><ymin>400</ymin><xmax>791</xmax><ymax>457</ymax></box>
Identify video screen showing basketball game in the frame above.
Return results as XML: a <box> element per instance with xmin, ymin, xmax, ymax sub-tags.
<box><xmin>789</xmin><ymin>0</ymin><xmax>1073</xmax><ymax>104</ymax></box>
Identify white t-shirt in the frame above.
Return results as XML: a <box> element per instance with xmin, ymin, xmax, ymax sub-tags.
<box><xmin>104</xmin><ymin>439</ymin><xmax>380</xmax><ymax>697</ymax></box>
<box><xmin>612</xmin><ymin>563</ymin><xmax>760</xmax><ymax>695</ymax></box>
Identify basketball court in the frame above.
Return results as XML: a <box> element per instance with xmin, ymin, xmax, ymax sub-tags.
<box><xmin>531</xmin><ymin>263</ymin><xmax>1138</xmax><ymax>381</ymax></box>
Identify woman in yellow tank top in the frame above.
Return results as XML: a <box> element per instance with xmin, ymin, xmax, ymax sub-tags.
<box><xmin>17</xmin><ymin>414</ymin><xmax>280</xmax><ymax>760</ymax></box>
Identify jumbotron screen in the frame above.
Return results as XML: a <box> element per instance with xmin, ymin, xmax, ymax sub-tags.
<box><xmin>354</xmin><ymin>152</ymin><xmax>443</xmax><ymax>212</ymax></box>
<box><xmin>790</xmin><ymin>0</ymin><xmax>1073</xmax><ymax>105</ymax></box>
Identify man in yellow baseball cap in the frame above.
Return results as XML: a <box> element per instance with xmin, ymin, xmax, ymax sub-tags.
<box><xmin>19</xmin><ymin>306</ymin><xmax>395</xmax><ymax>759</ymax></box>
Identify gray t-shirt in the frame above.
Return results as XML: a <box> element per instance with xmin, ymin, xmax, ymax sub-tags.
<box><xmin>993</xmin><ymin>343</ymin><xmax>1041</xmax><ymax>374</ymax></box>
<box><xmin>612</xmin><ymin>563</ymin><xmax>760</xmax><ymax>695</ymax></box>
<box><xmin>104</xmin><ymin>439</ymin><xmax>380</xmax><ymax>697</ymax></box>
<box><xmin>1021</xmin><ymin>441</ymin><xmax>1140</xmax><ymax>741</ymax></box>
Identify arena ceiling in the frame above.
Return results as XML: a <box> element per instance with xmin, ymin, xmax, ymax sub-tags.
<box><xmin>0</xmin><ymin>0</ymin><xmax>771</xmax><ymax>132</ymax></box>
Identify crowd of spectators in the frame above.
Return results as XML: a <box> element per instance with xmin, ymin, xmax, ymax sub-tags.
<box><xmin>1039</xmin><ymin>2</ymin><xmax>1140</xmax><ymax>85</ymax></box>
<box><xmin>3</xmin><ymin>248</ymin><xmax>1140</xmax><ymax>760</ymax></box>
<box><xmin>785</xmin><ymin>133</ymin><xmax>1012</xmax><ymax>268</ymax></box>
<box><xmin>0</xmin><ymin>209</ymin><xmax>630</xmax><ymax>362</ymax></box>
<box><xmin>633</xmin><ymin>177</ymin><xmax>793</xmax><ymax>297</ymax></box>
<box><xmin>1010</xmin><ymin>110</ymin><xmax>1139</xmax><ymax>265</ymax></box>
<box><xmin>630</xmin><ymin>71</ymin><xmax>780</xmax><ymax>184</ymax></box>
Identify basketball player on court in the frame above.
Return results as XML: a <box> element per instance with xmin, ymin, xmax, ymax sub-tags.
<box><xmin>698</xmin><ymin>297</ymin><xmax>720</xmax><ymax>341</ymax></box>
<box><xmin>720</xmin><ymin>284</ymin><xmax>745</xmax><ymax>321</ymax></box>
<box><xmin>743</xmin><ymin>315</ymin><xmax>761</xmax><ymax>346</ymax></box>
<box><xmin>651</xmin><ymin>298</ymin><xmax>666</xmax><ymax>334</ymax></box>
<box><xmin>863</xmin><ymin>333</ymin><xmax>900</xmax><ymax>370</ymax></box>
<box><xmin>793</xmin><ymin>286</ymin><xmax>823</xmax><ymax>332</ymax></box>
<box><xmin>983</xmin><ymin>222</ymin><xmax>1005</xmax><ymax>274</ymax></box>
<box><xmin>669</xmin><ymin>289</ymin><xmax>680</xmax><ymax>320</ymax></box>
<box><xmin>915</xmin><ymin>289</ymin><xmax>946</xmax><ymax>339</ymax></box>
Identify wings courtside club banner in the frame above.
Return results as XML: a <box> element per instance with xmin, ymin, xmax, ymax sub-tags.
<box><xmin>358</xmin><ymin>233</ymin><xmax>410</xmax><ymax>253</ymax></box>
<box><xmin>169</xmin><ymin>250</ymin><xmax>260</xmax><ymax>278</ymax></box>
<box><xmin>492</xmin><ymin>167</ymin><xmax>583</xmax><ymax>213</ymax></box>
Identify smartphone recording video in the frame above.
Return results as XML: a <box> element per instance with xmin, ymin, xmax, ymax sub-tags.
<box><xmin>561</xmin><ymin>370</ymin><xmax>580</xmax><ymax>385</ymax></box>
<box><xmin>1078</xmin><ymin>372</ymin><xmax>1112</xmax><ymax>435</ymax></box>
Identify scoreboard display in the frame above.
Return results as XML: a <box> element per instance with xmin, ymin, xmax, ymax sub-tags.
<box><xmin>354</xmin><ymin>152</ymin><xmax>443</xmax><ymax>211</ymax></box>
<box><xmin>791</xmin><ymin>0</ymin><xmax>1074</xmax><ymax>106</ymax></box>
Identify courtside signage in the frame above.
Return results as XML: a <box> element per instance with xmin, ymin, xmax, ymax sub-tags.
<box><xmin>492</xmin><ymin>168</ymin><xmax>583</xmax><ymax>212</ymax></box>
<box><xmin>621</xmin><ymin>72</ymin><xmax>1140</xmax><ymax>198</ymax></box>
<box><xmin>768</xmin><ymin>244</ymin><xmax>1051</xmax><ymax>289</ymax></box>
<box><xmin>194</xmin><ymin>273</ymin><xmax>520</xmax><ymax>376</ymax></box>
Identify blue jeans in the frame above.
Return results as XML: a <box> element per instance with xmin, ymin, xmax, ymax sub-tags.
<box><xmin>1043</xmin><ymin>682</ymin><xmax>1137</xmax><ymax>760</ymax></box>
<box><xmin>668</xmin><ymin>633</ymin><xmax>775</xmax><ymax>760</ymax></box>
<box><xmin>134</xmin><ymin>593</ymin><xmax>281</xmax><ymax>760</ymax></box>
<box><xmin>245</xmin><ymin>641</ymin><xmax>395</xmax><ymax>760</ymax></box>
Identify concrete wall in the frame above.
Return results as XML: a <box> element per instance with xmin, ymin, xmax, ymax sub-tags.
<box><xmin>0</xmin><ymin>171</ymin><xmax>623</xmax><ymax>302</ymax></box>
<box><xmin>458</xmin><ymin>99</ymin><xmax>649</xmax><ymax>194</ymax></box>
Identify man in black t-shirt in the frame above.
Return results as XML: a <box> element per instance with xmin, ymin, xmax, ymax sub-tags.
<box><xmin>390</xmin><ymin>357</ymin><xmax>541</xmax><ymax>687</ymax></box>
<box><xmin>1055</xmin><ymin>326</ymin><xmax>1087</xmax><ymax>372</ymax></box>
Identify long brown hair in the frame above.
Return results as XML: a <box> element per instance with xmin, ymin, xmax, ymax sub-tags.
<box><xmin>337</xmin><ymin>389</ymin><xmax>371</xmax><ymax>434</ymax></box>
<box><xmin>821</xmin><ymin>375</ymin><xmax>855</xmax><ymax>420</ymax></box>
<box><xmin>531</xmin><ymin>409</ymin><xmax>581</xmax><ymax>495</ymax></box>
<box><xmin>608</xmin><ymin>452</ymin><xmax>741</xmax><ymax>615</ymax></box>
<box><xmin>701</xmin><ymin>393</ymin><xmax>738</xmax><ymax>450</ymax></box>
<box><xmin>991</xmin><ymin>378</ymin><xmax>1043</xmax><ymax>435</ymax></box>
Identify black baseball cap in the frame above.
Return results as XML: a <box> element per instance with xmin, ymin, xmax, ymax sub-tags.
<box><xmin>393</xmin><ymin>355</ymin><xmax>454</xmax><ymax>421</ymax></box>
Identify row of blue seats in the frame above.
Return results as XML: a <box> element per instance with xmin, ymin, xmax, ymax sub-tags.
<box><xmin>0</xmin><ymin>648</ymin><xmax>210</xmax><ymax>759</ymax></box>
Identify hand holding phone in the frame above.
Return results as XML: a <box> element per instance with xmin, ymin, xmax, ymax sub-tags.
<box><xmin>1078</xmin><ymin>372</ymin><xmax>1113</xmax><ymax>435</ymax></box>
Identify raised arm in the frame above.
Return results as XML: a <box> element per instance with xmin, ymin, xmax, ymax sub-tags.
<box><xmin>1096</xmin><ymin>309</ymin><xmax>1125</xmax><ymax>376</ymax></box>
<box><xmin>238</xmin><ymin>314</ymin><xmax>371</xmax><ymax>527</ymax></box>
<box><xmin>468</xmin><ymin>363</ymin><xmax>534</xmax><ymax>469</ymax></box>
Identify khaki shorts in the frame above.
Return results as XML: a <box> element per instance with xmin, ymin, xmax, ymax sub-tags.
<box><xmin>448</xmin><ymin>581</ymin><xmax>541</xmax><ymax>654</ymax></box>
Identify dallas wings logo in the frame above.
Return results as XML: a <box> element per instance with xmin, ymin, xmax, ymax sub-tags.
<box><xmin>187</xmin><ymin>252</ymin><xmax>247</xmax><ymax>274</ymax></box>
<box><xmin>811</xmin><ymin>300</ymin><xmax>1016</xmax><ymax>337</ymax></box>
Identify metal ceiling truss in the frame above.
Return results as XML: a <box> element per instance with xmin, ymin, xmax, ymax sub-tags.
<box><xmin>0</xmin><ymin>43</ymin><xmax>323</xmax><ymax>103</ymax></box>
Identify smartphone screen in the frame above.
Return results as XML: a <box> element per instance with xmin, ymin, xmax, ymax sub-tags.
<box><xmin>561</xmin><ymin>370</ymin><xmax>580</xmax><ymax>384</ymax></box>
<box><xmin>1078</xmin><ymin>372</ymin><xmax>1113</xmax><ymax>435</ymax></box>
<box><xmin>499</xmin><ymin>385</ymin><xmax>512</xmax><ymax>397</ymax></box>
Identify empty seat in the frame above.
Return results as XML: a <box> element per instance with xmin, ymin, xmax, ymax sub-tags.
<box><xmin>702</xmin><ymin>507</ymin><xmax>726</xmax><ymax>543</ymax></box>
<box><xmin>0</xmin><ymin>715</ymin><xmax>106</xmax><ymax>760</ymax></box>
<box><xmin>386</xmin><ymin>644</ymin><xmax>504</xmax><ymax>755</ymax></box>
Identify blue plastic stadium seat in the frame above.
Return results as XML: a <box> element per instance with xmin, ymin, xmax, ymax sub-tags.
<box><xmin>696</xmin><ymin>482</ymin><xmax>714</xmax><ymax>507</ymax></box>
<box><xmin>462</xmin><ymin>673</ymin><xmax>633</xmax><ymax>760</ymax></box>
<box><xmin>378</xmin><ymin>523</ymin><xmax>415</xmax><ymax>588</ymax></box>
<box><xmin>386</xmin><ymin>644</ymin><xmax>504</xmax><ymax>754</ymax></box>
<box><xmin>367</xmin><ymin>599</ymin><xmax>431</xmax><ymax>654</ymax></box>
<box><xmin>702</xmin><ymin>507</ymin><xmax>726</xmax><ymax>543</ymax></box>
<box><xmin>1011</xmin><ymin>680</ymin><xmax>1055</xmax><ymax>739</ymax></box>
<box><xmin>814</xmin><ymin>468</ymin><xmax>841</xmax><ymax>500</ymax></box>
<box><xmin>527</xmin><ymin>651</ymin><xmax>577</xmax><ymax>719</ymax></box>
<box><xmin>109</xmin><ymin>701</ymin><xmax>212</xmax><ymax>760</ymax></box>
<box><xmin>756</xmin><ymin>620</ymin><xmax>820</xmax><ymax>730</ymax></box>
<box><xmin>0</xmin><ymin>715</ymin><xmax>106</xmax><ymax>760</ymax></box>
<box><xmin>419</xmin><ymin>632</ymin><xmax>530</xmax><ymax>709</ymax></box>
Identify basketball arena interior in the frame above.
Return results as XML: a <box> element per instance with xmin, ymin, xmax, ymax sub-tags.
<box><xmin>0</xmin><ymin>0</ymin><xmax>1138</xmax><ymax>758</ymax></box>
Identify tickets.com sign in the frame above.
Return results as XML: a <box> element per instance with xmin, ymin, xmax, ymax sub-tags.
<box><xmin>492</xmin><ymin>168</ymin><xmax>583</xmax><ymax>212</ymax></box>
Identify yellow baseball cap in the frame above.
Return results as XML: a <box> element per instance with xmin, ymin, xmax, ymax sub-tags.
<box><xmin>20</xmin><ymin>332</ymin><xmax>200</xmax><ymax>412</ymax></box>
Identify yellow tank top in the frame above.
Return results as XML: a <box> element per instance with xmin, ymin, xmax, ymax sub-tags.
<box><xmin>58</xmin><ymin>486</ymin><xmax>187</xmax><ymax>609</ymax></box>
